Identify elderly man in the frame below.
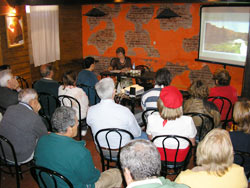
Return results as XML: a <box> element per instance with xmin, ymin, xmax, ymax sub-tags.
<box><xmin>34</xmin><ymin>106</ymin><xmax>122</xmax><ymax>188</ymax></box>
<box><xmin>0</xmin><ymin>69</ymin><xmax>21</xmax><ymax>113</ymax></box>
<box><xmin>33</xmin><ymin>63</ymin><xmax>60</xmax><ymax>97</ymax></box>
<box><xmin>87</xmin><ymin>77</ymin><xmax>145</xmax><ymax>149</ymax></box>
<box><xmin>120</xmin><ymin>140</ymin><xmax>189</xmax><ymax>188</ymax></box>
<box><xmin>0</xmin><ymin>89</ymin><xmax>47</xmax><ymax>163</ymax></box>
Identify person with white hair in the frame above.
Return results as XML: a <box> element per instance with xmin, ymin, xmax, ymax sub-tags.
<box><xmin>0</xmin><ymin>88</ymin><xmax>47</xmax><ymax>163</ymax></box>
<box><xmin>0</xmin><ymin>69</ymin><xmax>21</xmax><ymax>113</ymax></box>
<box><xmin>87</xmin><ymin>77</ymin><xmax>144</xmax><ymax>150</ymax></box>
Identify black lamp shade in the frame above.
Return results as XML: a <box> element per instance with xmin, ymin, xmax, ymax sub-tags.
<box><xmin>84</xmin><ymin>8</ymin><xmax>106</xmax><ymax>17</ymax></box>
<box><xmin>155</xmin><ymin>8</ymin><xmax>180</xmax><ymax>19</ymax></box>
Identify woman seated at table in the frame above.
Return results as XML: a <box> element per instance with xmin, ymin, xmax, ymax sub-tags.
<box><xmin>58</xmin><ymin>71</ymin><xmax>89</xmax><ymax>120</ymax></box>
<box><xmin>230</xmin><ymin>100</ymin><xmax>250</xmax><ymax>178</ymax></box>
<box><xmin>184</xmin><ymin>80</ymin><xmax>221</xmax><ymax>139</ymax></box>
<box><xmin>146</xmin><ymin>86</ymin><xmax>197</xmax><ymax>162</ymax></box>
<box><xmin>109</xmin><ymin>47</ymin><xmax>132</xmax><ymax>71</ymax></box>
<box><xmin>175</xmin><ymin>128</ymin><xmax>248</xmax><ymax>188</ymax></box>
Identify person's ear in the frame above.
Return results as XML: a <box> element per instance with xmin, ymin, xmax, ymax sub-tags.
<box><xmin>124</xmin><ymin>168</ymin><xmax>133</xmax><ymax>185</ymax></box>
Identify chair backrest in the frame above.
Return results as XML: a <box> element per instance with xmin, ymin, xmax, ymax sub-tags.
<box><xmin>152</xmin><ymin>135</ymin><xmax>192</xmax><ymax>175</ymax></box>
<box><xmin>16</xmin><ymin>76</ymin><xmax>29</xmax><ymax>89</ymax></box>
<box><xmin>94</xmin><ymin>128</ymin><xmax>134</xmax><ymax>170</ymax></box>
<box><xmin>234</xmin><ymin>150</ymin><xmax>250</xmax><ymax>179</ymax></box>
<box><xmin>142</xmin><ymin>109</ymin><xmax>159</xmax><ymax>127</ymax></box>
<box><xmin>0</xmin><ymin>135</ymin><xmax>20</xmax><ymax>188</ymax></box>
<box><xmin>30</xmin><ymin>166</ymin><xmax>73</xmax><ymax>188</ymax></box>
<box><xmin>77</xmin><ymin>84</ymin><xmax>99</xmax><ymax>105</ymax></box>
<box><xmin>184</xmin><ymin>112</ymin><xmax>214</xmax><ymax>142</ymax></box>
<box><xmin>58</xmin><ymin>95</ymin><xmax>82</xmax><ymax>140</ymax></box>
<box><xmin>135</xmin><ymin>65</ymin><xmax>151</xmax><ymax>73</ymax></box>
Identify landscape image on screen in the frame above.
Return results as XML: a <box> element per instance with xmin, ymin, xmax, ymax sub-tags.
<box><xmin>204</xmin><ymin>21</ymin><xmax>248</xmax><ymax>55</ymax></box>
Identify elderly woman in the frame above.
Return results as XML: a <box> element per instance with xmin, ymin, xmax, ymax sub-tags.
<box><xmin>146</xmin><ymin>86</ymin><xmax>197</xmax><ymax>161</ymax></box>
<box><xmin>184</xmin><ymin>80</ymin><xmax>221</xmax><ymax>139</ymax></box>
<box><xmin>209</xmin><ymin>69</ymin><xmax>238</xmax><ymax>120</ymax></box>
<box><xmin>230</xmin><ymin>100</ymin><xmax>250</xmax><ymax>177</ymax></box>
<box><xmin>175</xmin><ymin>128</ymin><xmax>248</xmax><ymax>188</ymax></box>
<box><xmin>58</xmin><ymin>71</ymin><xmax>89</xmax><ymax>120</ymax></box>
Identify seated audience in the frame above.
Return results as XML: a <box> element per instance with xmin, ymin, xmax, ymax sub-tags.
<box><xmin>0</xmin><ymin>69</ymin><xmax>21</xmax><ymax>114</ymax></box>
<box><xmin>146</xmin><ymin>86</ymin><xmax>197</xmax><ymax>161</ymax></box>
<box><xmin>230</xmin><ymin>100</ymin><xmax>250</xmax><ymax>177</ymax></box>
<box><xmin>209</xmin><ymin>69</ymin><xmax>238</xmax><ymax>120</ymax></box>
<box><xmin>33</xmin><ymin>63</ymin><xmax>60</xmax><ymax>97</ymax></box>
<box><xmin>175</xmin><ymin>128</ymin><xmax>248</xmax><ymax>188</ymax></box>
<box><xmin>34</xmin><ymin>106</ymin><xmax>122</xmax><ymax>188</ymax></box>
<box><xmin>58</xmin><ymin>70</ymin><xmax>89</xmax><ymax>120</ymax></box>
<box><xmin>87</xmin><ymin>77</ymin><xmax>143</xmax><ymax>149</ymax></box>
<box><xmin>77</xmin><ymin>57</ymin><xmax>100</xmax><ymax>106</ymax></box>
<box><xmin>141</xmin><ymin>68</ymin><xmax>171</xmax><ymax>111</ymax></box>
<box><xmin>184</xmin><ymin>80</ymin><xmax>221</xmax><ymax>139</ymax></box>
<box><xmin>0</xmin><ymin>89</ymin><xmax>47</xmax><ymax>163</ymax></box>
<box><xmin>120</xmin><ymin>139</ymin><xmax>189</xmax><ymax>188</ymax></box>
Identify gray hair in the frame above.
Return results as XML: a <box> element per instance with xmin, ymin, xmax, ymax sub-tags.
<box><xmin>95</xmin><ymin>77</ymin><xmax>115</xmax><ymax>100</ymax></box>
<box><xmin>120</xmin><ymin>139</ymin><xmax>161</xmax><ymax>181</ymax></box>
<box><xmin>18</xmin><ymin>89</ymin><xmax>38</xmax><ymax>104</ymax></box>
<box><xmin>51</xmin><ymin>106</ymin><xmax>76</xmax><ymax>133</ymax></box>
<box><xmin>0</xmin><ymin>69</ymin><xmax>12</xmax><ymax>87</ymax></box>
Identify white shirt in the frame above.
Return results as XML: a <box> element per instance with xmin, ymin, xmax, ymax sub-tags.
<box><xmin>147</xmin><ymin>112</ymin><xmax>197</xmax><ymax>149</ymax></box>
<box><xmin>127</xmin><ymin>178</ymin><xmax>163</xmax><ymax>188</ymax></box>
<box><xmin>58</xmin><ymin>86</ymin><xmax>89</xmax><ymax>119</ymax></box>
<box><xmin>87</xmin><ymin>99</ymin><xmax>141</xmax><ymax>148</ymax></box>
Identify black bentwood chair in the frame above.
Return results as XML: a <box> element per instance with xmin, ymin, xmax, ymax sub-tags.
<box><xmin>16</xmin><ymin>76</ymin><xmax>29</xmax><ymax>89</ymax></box>
<box><xmin>58</xmin><ymin>95</ymin><xmax>87</xmax><ymax>140</ymax></box>
<box><xmin>208</xmin><ymin>96</ymin><xmax>233</xmax><ymax>129</ymax></box>
<box><xmin>30</xmin><ymin>166</ymin><xmax>73</xmax><ymax>188</ymax></box>
<box><xmin>94</xmin><ymin>128</ymin><xmax>134</xmax><ymax>172</ymax></box>
<box><xmin>152</xmin><ymin>135</ymin><xmax>192</xmax><ymax>177</ymax></box>
<box><xmin>141</xmin><ymin>109</ymin><xmax>159</xmax><ymax>128</ymax></box>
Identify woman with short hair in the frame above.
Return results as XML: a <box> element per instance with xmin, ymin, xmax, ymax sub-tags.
<box><xmin>175</xmin><ymin>128</ymin><xmax>248</xmax><ymax>188</ymax></box>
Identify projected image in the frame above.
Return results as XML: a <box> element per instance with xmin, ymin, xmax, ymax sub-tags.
<box><xmin>204</xmin><ymin>21</ymin><xmax>248</xmax><ymax>55</ymax></box>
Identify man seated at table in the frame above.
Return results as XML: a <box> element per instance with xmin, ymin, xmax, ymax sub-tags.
<box><xmin>77</xmin><ymin>57</ymin><xmax>100</xmax><ymax>106</ymax></box>
<box><xmin>87</xmin><ymin>77</ymin><xmax>145</xmax><ymax>149</ymax></box>
<box><xmin>33</xmin><ymin>63</ymin><xmax>60</xmax><ymax>97</ymax></box>
<box><xmin>120</xmin><ymin>139</ymin><xmax>189</xmax><ymax>188</ymax></box>
<box><xmin>34</xmin><ymin>106</ymin><xmax>122</xmax><ymax>188</ymax></box>
<box><xmin>0</xmin><ymin>88</ymin><xmax>47</xmax><ymax>163</ymax></box>
<box><xmin>141</xmin><ymin>68</ymin><xmax>171</xmax><ymax>111</ymax></box>
<box><xmin>0</xmin><ymin>69</ymin><xmax>21</xmax><ymax>114</ymax></box>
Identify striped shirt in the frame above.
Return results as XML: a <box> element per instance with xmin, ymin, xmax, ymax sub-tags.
<box><xmin>141</xmin><ymin>85</ymin><xmax>163</xmax><ymax>111</ymax></box>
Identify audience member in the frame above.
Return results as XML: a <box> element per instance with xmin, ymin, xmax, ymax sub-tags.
<box><xmin>109</xmin><ymin>47</ymin><xmax>132</xmax><ymax>71</ymax></box>
<box><xmin>230</xmin><ymin>100</ymin><xmax>250</xmax><ymax>177</ymax></box>
<box><xmin>184</xmin><ymin>80</ymin><xmax>221</xmax><ymax>139</ymax></box>
<box><xmin>58</xmin><ymin>70</ymin><xmax>89</xmax><ymax>120</ymax></box>
<box><xmin>87</xmin><ymin>77</ymin><xmax>143</xmax><ymax>149</ymax></box>
<box><xmin>120</xmin><ymin>139</ymin><xmax>189</xmax><ymax>188</ymax></box>
<box><xmin>141</xmin><ymin>68</ymin><xmax>171</xmax><ymax>111</ymax></box>
<box><xmin>209</xmin><ymin>69</ymin><xmax>238</xmax><ymax>120</ymax></box>
<box><xmin>0</xmin><ymin>65</ymin><xmax>10</xmax><ymax>71</ymax></box>
<box><xmin>77</xmin><ymin>57</ymin><xmax>100</xmax><ymax>106</ymax></box>
<box><xmin>175</xmin><ymin>128</ymin><xmax>248</xmax><ymax>188</ymax></box>
<box><xmin>146</xmin><ymin>86</ymin><xmax>197</xmax><ymax>161</ymax></box>
<box><xmin>0</xmin><ymin>89</ymin><xmax>47</xmax><ymax>163</ymax></box>
<box><xmin>33</xmin><ymin>63</ymin><xmax>60</xmax><ymax>97</ymax></box>
<box><xmin>34</xmin><ymin>106</ymin><xmax>122</xmax><ymax>188</ymax></box>
<box><xmin>0</xmin><ymin>69</ymin><xmax>21</xmax><ymax>114</ymax></box>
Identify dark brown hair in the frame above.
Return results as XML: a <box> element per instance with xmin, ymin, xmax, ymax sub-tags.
<box><xmin>213</xmin><ymin>69</ymin><xmax>231</xmax><ymax>86</ymax></box>
<box><xmin>62</xmin><ymin>71</ymin><xmax>77</xmax><ymax>86</ymax></box>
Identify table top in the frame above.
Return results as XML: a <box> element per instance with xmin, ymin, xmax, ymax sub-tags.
<box><xmin>100</xmin><ymin>71</ymin><xmax>156</xmax><ymax>80</ymax></box>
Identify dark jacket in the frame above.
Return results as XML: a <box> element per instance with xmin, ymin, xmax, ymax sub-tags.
<box><xmin>0</xmin><ymin>87</ymin><xmax>18</xmax><ymax>114</ymax></box>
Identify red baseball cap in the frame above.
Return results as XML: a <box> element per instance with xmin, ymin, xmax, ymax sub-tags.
<box><xmin>159</xmin><ymin>86</ymin><xmax>183</xmax><ymax>108</ymax></box>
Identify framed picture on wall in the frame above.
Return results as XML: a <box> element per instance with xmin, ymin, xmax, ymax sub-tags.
<box><xmin>5</xmin><ymin>15</ymin><xmax>24</xmax><ymax>48</ymax></box>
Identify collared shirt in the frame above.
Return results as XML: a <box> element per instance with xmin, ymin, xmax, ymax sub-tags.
<box><xmin>87</xmin><ymin>99</ymin><xmax>141</xmax><ymax>148</ymax></box>
<box><xmin>127</xmin><ymin>178</ymin><xmax>162</xmax><ymax>188</ymax></box>
<box><xmin>19</xmin><ymin>102</ymin><xmax>33</xmax><ymax>111</ymax></box>
<box><xmin>141</xmin><ymin>85</ymin><xmax>163</xmax><ymax>111</ymax></box>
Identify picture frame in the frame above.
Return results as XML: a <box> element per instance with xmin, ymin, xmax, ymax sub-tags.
<box><xmin>5</xmin><ymin>15</ymin><xmax>24</xmax><ymax>48</ymax></box>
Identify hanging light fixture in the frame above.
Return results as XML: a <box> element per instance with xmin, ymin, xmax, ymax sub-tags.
<box><xmin>155</xmin><ymin>7</ymin><xmax>180</xmax><ymax>19</ymax></box>
<box><xmin>84</xmin><ymin>7</ymin><xmax>106</xmax><ymax>17</ymax></box>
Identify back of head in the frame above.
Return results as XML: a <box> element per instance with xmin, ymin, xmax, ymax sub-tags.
<box><xmin>196</xmin><ymin>128</ymin><xmax>233</xmax><ymax>176</ymax></box>
<box><xmin>120</xmin><ymin>139</ymin><xmax>161</xmax><ymax>181</ymax></box>
<box><xmin>0</xmin><ymin>65</ymin><xmax>11</xmax><ymax>72</ymax></box>
<box><xmin>83</xmin><ymin>57</ymin><xmax>95</xmax><ymax>69</ymax></box>
<box><xmin>188</xmin><ymin>80</ymin><xmax>209</xmax><ymax>99</ymax></box>
<box><xmin>40</xmin><ymin>64</ymin><xmax>53</xmax><ymax>78</ymax></box>
<box><xmin>18</xmin><ymin>88</ymin><xmax>38</xmax><ymax>104</ymax></box>
<box><xmin>116</xmin><ymin>47</ymin><xmax>125</xmax><ymax>55</ymax></box>
<box><xmin>95</xmin><ymin>77</ymin><xmax>115</xmax><ymax>100</ymax></box>
<box><xmin>62</xmin><ymin>71</ymin><xmax>77</xmax><ymax>86</ymax></box>
<box><xmin>155</xmin><ymin>68</ymin><xmax>171</xmax><ymax>87</ymax></box>
<box><xmin>51</xmin><ymin>106</ymin><xmax>76</xmax><ymax>133</ymax></box>
<box><xmin>213</xmin><ymin>69</ymin><xmax>231</xmax><ymax>86</ymax></box>
<box><xmin>0</xmin><ymin>69</ymin><xmax>12</xmax><ymax>87</ymax></box>
<box><xmin>233</xmin><ymin>100</ymin><xmax>250</xmax><ymax>134</ymax></box>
